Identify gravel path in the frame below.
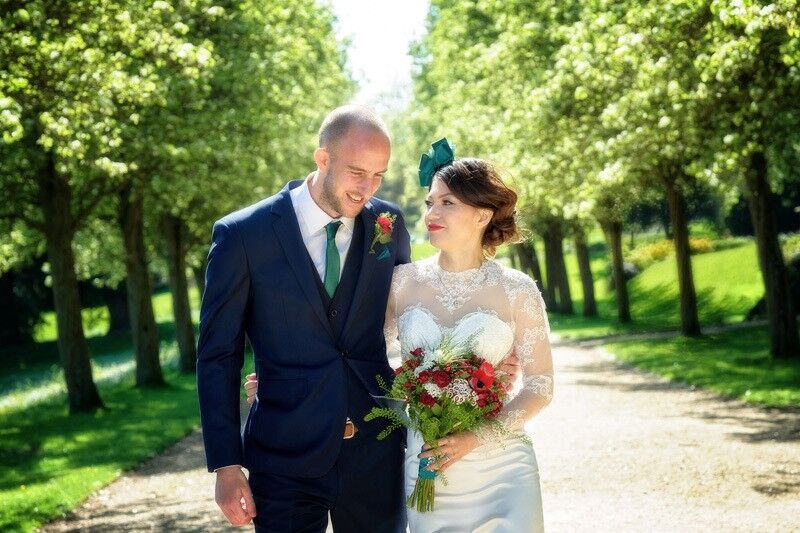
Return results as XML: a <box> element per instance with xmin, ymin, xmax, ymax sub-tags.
<box><xmin>41</xmin><ymin>342</ymin><xmax>800</xmax><ymax>532</ymax></box>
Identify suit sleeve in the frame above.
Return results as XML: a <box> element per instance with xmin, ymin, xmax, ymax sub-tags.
<box><xmin>394</xmin><ymin>210</ymin><xmax>412</xmax><ymax>266</ymax></box>
<box><xmin>196</xmin><ymin>220</ymin><xmax>250</xmax><ymax>472</ymax></box>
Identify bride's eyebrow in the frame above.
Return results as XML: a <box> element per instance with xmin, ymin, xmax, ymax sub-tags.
<box><xmin>427</xmin><ymin>193</ymin><xmax>455</xmax><ymax>201</ymax></box>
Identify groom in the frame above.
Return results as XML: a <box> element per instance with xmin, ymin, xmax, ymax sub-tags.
<box><xmin>197</xmin><ymin>105</ymin><xmax>410</xmax><ymax>532</ymax></box>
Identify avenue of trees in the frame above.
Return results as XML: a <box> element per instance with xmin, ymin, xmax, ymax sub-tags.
<box><xmin>2</xmin><ymin>0</ymin><xmax>799</xmax><ymax>416</ymax></box>
<box><xmin>394</xmin><ymin>0</ymin><xmax>800</xmax><ymax>359</ymax></box>
<box><xmin>0</xmin><ymin>1</ymin><xmax>352</xmax><ymax>412</ymax></box>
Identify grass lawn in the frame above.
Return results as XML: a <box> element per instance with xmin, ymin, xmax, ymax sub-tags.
<box><xmin>0</xmin><ymin>366</ymin><xmax>200</xmax><ymax>532</ymax></box>
<box><xmin>606</xmin><ymin>325</ymin><xmax>800</xmax><ymax>408</ymax></box>
<box><xmin>0</xmin><ymin>286</ymin><xmax>256</xmax><ymax>533</ymax></box>
<box><xmin>550</xmin><ymin>240</ymin><xmax>762</xmax><ymax>339</ymax></box>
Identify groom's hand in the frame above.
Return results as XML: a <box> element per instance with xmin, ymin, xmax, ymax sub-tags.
<box><xmin>215</xmin><ymin>466</ymin><xmax>257</xmax><ymax>526</ymax></box>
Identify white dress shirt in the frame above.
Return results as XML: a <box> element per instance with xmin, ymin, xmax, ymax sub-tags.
<box><xmin>290</xmin><ymin>175</ymin><xmax>356</xmax><ymax>281</ymax></box>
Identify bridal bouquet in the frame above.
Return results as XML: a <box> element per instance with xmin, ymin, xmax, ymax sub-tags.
<box><xmin>365</xmin><ymin>335</ymin><xmax>509</xmax><ymax>512</ymax></box>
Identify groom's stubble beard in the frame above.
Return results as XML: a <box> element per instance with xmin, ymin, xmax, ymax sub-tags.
<box><xmin>320</xmin><ymin>167</ymin><xmax>346</xmax><ymax>217</ymax></box>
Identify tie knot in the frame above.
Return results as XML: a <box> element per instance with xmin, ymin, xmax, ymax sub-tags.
<box><xmin>326</xmin><ymin>221</ymin><xmax>342</xmax><ymax>240</ymax></box>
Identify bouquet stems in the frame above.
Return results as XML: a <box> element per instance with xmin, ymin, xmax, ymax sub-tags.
<box><xmin>407</xmin><ymin>454</ymin><xmax>436</xmax><ymax>512</ymax></box>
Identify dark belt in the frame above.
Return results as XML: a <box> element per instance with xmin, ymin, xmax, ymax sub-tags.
<box><xmin>344</xmin><ymin>417</ymin><xmax>358</xmax><ymax>439</ymax></box>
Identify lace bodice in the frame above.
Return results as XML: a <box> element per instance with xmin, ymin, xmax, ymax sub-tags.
<box><xmin>385</xmin><ymin>255</ymin><xmax>554</xmax><ymax>448</ymax></box>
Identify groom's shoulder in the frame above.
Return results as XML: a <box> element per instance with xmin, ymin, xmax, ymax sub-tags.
<box><xmin>214</xmin><ymin>189</ymin><xmax>287</xmax><ymax>229</ymax></box>
<box><xmin>368</xmin><ymin>196</ymin><xmax>404</xmax><ymax>219</ymax></box>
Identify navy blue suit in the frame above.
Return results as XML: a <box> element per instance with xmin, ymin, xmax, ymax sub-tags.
<box><xmin>197</xmin><ymin>180</ymin><xmax>411</xmax><ymax>532</ymax></box>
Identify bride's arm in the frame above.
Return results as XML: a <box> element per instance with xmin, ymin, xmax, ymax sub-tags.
<box><xmin>473</xmin><ymin>276</ymin><xmax>554</xmax><ymax>446</ymax></box>
<box><xmin>384</xmin><ymin>274</ymin><xmax>400</xmax><ymax>362</ymax></box>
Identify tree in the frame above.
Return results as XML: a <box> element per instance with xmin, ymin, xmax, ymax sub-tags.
<box><xmin>0</xmin><ymin>0</ymin><xmax>212</xmax><ymax>410</ymax></box>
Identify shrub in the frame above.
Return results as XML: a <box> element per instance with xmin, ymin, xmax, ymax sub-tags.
<box><xmin>628</xmin><ymin>237</ymin><xmax>715</xmax><ymax>270</ymax></box>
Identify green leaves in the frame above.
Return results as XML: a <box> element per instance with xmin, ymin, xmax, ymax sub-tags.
<box><xmin>402</xmin><ymin>0</ymin><xmax>800</xmax><ymax>236</ymax></box>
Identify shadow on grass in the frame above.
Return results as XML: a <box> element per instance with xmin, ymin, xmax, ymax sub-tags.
<box><xmin>551</xmin><ymin>281</ymin><xmax>757</xmax><ymax>340</ymax></box>
<box><xmin>0</xmin><ymin>375</ymin><xmax>203</xmax><ymax>492</ymax></box>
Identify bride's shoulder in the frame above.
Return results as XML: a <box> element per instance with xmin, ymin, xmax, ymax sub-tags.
<box><xmin>392</xmin><ymin>256</ymin><xmax>436</xmax><ymax>277</ymax></box>
<box><xmin>493</xmin><ymin>262</ymin><xmax>543</xmax><ymax>297</ymax></box>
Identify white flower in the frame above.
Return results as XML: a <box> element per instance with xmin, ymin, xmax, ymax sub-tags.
<box><xmin>423</xmin><ymin>382</ymin><xmax>442</xmax><ymax>398</ymax></box>
<box><xmin>445</xmin><ymin>379</ymin><xmax>473</xmax><ymax>405</ymax></box>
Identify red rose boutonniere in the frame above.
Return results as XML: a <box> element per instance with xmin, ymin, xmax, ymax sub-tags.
<box><xmin>369</xmin><ymin>211</ymin><xmax>397</xmax><ymax>258</ymax></box>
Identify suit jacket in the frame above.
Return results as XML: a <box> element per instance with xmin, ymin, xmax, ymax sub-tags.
<box><xmin>197</xmin><ymin>180</ymin><xmax>411</xmax><ymax>476</ymax></box>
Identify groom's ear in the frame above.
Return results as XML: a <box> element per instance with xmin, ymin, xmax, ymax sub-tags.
<box><xmin>314</xmin><ymin>146</ymin><xmax>330</xmax><ymax>173</ymax></box>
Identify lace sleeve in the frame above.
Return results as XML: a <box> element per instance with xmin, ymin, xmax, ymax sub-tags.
<box><xmin>474</xmin><ymin>274</ymin><xmax>554</xmax><ymax>448</ymax></box>
<box><xmin>384</xmin><ymin>266</ymin><xmax>405</xmax><ymax>361</ymax></box>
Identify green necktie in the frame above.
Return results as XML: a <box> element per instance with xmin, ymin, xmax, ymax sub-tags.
<box><xmin>324</xmin><ymin>221</ymin><xmax>342</xmax><ymax>298</ymax></box>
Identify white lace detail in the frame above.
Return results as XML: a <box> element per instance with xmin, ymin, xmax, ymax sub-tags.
<box><xmin>500</xmin><ymin>268</ymin><xmax>532</xmax><ymax>305</ymax></box>
<box><xmin>472</xmin><ymin>408</ymin><xmax>527</xmax><ymax>447</ymax></box>
<box><xmin>523</xmin><ymin>374</ymin><xmax>554</xmax><ymax>402</ymax></box>
<box><xmin>517</xmin><ymin>329</ymin><xmax>538</xmax><ymax>367</ymax></box>
<box><xmin>415</xmin><ymin>257</ymin><xmax>501</xmax><ymax>313</ymax></box>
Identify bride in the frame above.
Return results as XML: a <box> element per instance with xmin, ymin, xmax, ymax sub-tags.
<box><xmin>246</xmin><ymin>141</ymin><xmax>554</xmax><ymax>532</ymax></box>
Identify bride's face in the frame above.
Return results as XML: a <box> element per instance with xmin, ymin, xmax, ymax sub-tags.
<box><xmin>424</xmin><ymin>177</ymin><xmax>492</xmax><ymax>253</ymax></box>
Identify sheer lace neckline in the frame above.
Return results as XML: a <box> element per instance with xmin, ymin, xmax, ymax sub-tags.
<box><xmin>416</xmin><ymin>256</ymin><xmax>503</xmax><ymax>313</ymax></box>
<box><xmin>428</xmin><ymin>254</ymin><xmax>490</xmax><ymax>276</ymax></box>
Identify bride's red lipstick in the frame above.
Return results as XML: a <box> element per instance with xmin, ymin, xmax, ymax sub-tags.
<box><xmin>427</xmin><ymin>224</ymin><xmax>444</xmax><ymax>232</ymax></box>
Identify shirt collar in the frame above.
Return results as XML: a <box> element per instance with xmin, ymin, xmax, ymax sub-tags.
<box><xmin>291</xmin><ymin>174</ymin><xmax>355</xmax><ymax>236</ymax></box>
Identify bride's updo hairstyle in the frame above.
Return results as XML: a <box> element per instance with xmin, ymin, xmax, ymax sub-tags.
<box><xmin>433</xmin><ymin>158</ymin><xmax>522</xmax><ymax>257</ymax></box>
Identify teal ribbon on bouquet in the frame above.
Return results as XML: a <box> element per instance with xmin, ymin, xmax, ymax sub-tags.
<box><xmin>418</xmin><ymin>457</ymin><xmax>436</xmax><ymax>480</ymax></box>
<box><xmin>408</xmin><ymin>445</ymin><xmax>437</xmax><ymax>511</ymax></box>
<box><xmin>418</xmin><ymin>138</ymin><xmax>455</xmax><ymax>187</ymax></box>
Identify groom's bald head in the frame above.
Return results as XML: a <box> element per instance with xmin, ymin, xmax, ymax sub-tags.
<box><xmin>318</xmin><ymin>105</ymin><xmax>390</xmax><ymax>153</ymax></box>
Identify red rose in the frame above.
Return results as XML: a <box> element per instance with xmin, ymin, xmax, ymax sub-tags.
<box><xmin>431</xmin><ymin>370</ymin><xmax>451</xmax><ymax>388</ymax></box>
<box><xmin>403</xmin><ymin>380</ymin><xmax>414</xmax><ymax>389</ymax></box>
<box><xmin>410</xmin><ymin>347</ymin><xmax>424</xmax><ymax>358</ymax></box>
<box><xmin>476</xmin><ymin>392</ymin><xmax>488</xmax><ymax>407</ymax></box>
<box><xmin>377</xmin><ymin>216</ymin><xmax>393</xmax><ymax>234</ymax></box>
<box><xmin>403</xmin><ymin>358</ymin><xmax>419</xmax><ymax>371</ymax></box>
<box><xmin>394</xmin><ymin>367</ymin><xmax>403</xmax><ymax>376</ymax></box>
<box><xmin>418</xmin><ymin>370</ymin><xmax>432</xmax><ymax>384</ymax></box>
<box><xmin>420</xmin><ymin>392</ymin><xmax>436</xmax><ymax>406</ymax></box>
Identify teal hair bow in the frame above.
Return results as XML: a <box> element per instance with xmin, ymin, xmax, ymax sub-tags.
<box><xmin>418</xmin><ymin>138</ymin><xmax>455</xmax><ymax>187</ymax></box>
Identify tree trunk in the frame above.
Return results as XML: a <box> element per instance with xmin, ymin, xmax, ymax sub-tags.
<box><xmin>744</xmin><ymin>151</ymin><xmax>799</xmax><ymax>359</ymax></box>
<box><xmin>40</xmin><ymin>153</ymin><xmax>104</xmax><ymax>413</ymax></box>
<box><xmin>101</xmin><ymin>281</ymin><xmax>130</xmax><ymax>335</ymax></box>
<box><xmin>664</xmin><ymin>174</ymin><xmax>702</xmax><ymax>337</ymax></box>
<box><xmin>119</xmin><ymin>186</ymin><xmax>165</xmax><ymax>386</ymax></box>
<box><xmin>514</xmin><ymin>242</ymin><xmax>544</xmax><ymax>284</ymax></box>
<box><xmin>659</xmin><ymin>201</ymin><xmax>672</xmax><ymax>239</ymax></box>
<box><xmin>541</xmin><ymin>229</ymin><xmax>558</xmax><ymax>310</ymax></box>
<box><xmin>544</xmin><ymin>220</ymin><xmax>573</xmax><ymax>314</ymax></box>
<box><xmin>574</xmin><ymin>230</ymin><xmax>597</xmax><ymax>317</ymax></box>
<box><xmin>163</xmin><ymin>214</ymin><xmax>197</xmax><ymax>374</ymax></box>
<box><xmin>602</xmin><ymin>219</ymin><xmax>632</xmax><ymax>323</ymax></box>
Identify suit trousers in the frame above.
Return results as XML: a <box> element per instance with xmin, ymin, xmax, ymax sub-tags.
<box><xmin>249</xmin><ymin>429</ymin><xmax>406</xmax><ymax>533</ymax></box>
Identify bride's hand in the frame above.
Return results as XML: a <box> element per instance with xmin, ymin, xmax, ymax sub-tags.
<box><xmin>419</xmin><ymin>431</ymin><xmax>480</xmax><ymax>472</ymax></box>
<box><xmin>243</xmin><ymin>373</ymin><xmax>258</xmax><ymax>405</ymax></box>
<box><xmin>498</xmin><ymin>351</ymin><xmax>521</xmax><ymax>391</ymax></box>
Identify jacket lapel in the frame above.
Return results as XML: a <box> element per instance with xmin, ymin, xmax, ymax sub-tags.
<box><xmin>341</xmin><ymin>203</ymin><xmax>379</xmax><ymax>343</ymax></box>
<box><xmin>271</xmin><ymin>182</ymin><xmax>335</xmax><ymax>340</ymax></box>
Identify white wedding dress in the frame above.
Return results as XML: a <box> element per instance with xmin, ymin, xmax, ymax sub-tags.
<box><xmin>385</xmin><ymin>256</ymin><xmax>554</xmax><ymax>533</ymax></box>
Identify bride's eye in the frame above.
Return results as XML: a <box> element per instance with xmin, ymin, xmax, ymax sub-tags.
<box><xmin>442</xmin><ymin>199</ymin><xmax>454</xmax><ymax>206</ymax></box>
<box><xmin>424</xmin><ymin>199</ymin><xmax>433</xmax><ymax>207</ymax></box>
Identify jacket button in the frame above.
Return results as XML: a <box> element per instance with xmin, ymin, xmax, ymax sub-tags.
<box><xmin>341</xmin><ymin>349</ymin><xmax>348</xmax><ymax>357</ymax></box>
<box><xmin>329</xmin><ymin>309</ymin><xmax>338</xmax><ymax>318</ymax></box>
